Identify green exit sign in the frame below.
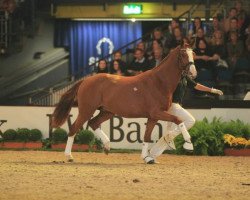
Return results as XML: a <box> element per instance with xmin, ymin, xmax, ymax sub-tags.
<box><xmin>123</xmin><ymin>4</ymin><xmax>142</xmax><ymax>15</ymax></box>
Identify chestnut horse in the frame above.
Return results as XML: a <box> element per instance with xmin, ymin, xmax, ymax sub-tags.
<box><xmin>52</xmin><ymin>44</ymin><xmax>195</xmax><ymax>164</ymax></box>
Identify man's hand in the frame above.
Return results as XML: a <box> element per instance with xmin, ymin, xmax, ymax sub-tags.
<box><xmin>211</xmin><ymin>88</ymin><xmax>223</xmax><ymax>95</ymax></box>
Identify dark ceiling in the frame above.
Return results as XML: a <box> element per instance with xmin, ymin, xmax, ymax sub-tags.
<box><xmin>51</xmin><ymin>0</ymin><xmax>203</xmax><ymax>5</ymax></box>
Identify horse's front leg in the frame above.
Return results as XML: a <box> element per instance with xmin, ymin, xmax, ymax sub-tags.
<box><xmin>141</xmin><ymin>119</ymin><xmax>158</xmax><ymax>164</ymax></box>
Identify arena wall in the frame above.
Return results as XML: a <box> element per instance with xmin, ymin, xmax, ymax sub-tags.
<box><xmin>0</xmin><ymin>106</ymin><xmax>250</xmax><ymax>149</ymax></box>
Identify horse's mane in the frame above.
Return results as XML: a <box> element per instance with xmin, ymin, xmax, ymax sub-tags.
<box><xmin>151</xmin><ymin>46</ymin><xmax>180</xmax><ymax>71</ymax></box>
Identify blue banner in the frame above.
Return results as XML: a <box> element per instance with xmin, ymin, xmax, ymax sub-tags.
<box><xmin>55</xmin><ymin>20</ymin><xmax>142</xmax><ymax>76</ymax></box>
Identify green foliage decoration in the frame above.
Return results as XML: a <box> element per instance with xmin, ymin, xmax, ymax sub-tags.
<box><xmin>222</xmin><ymin>119</ymin><xmax>250</xmax><ymax>139</ymax></box>
<box><xmin>52</xmin><ymin>128</ymin><xmax>68</xmax><ymax>143</ymax></box>
<box><xmin>174</xmin><ymin>117</ymin><xmax>250</xmax><ymax>156</ymax></box>
<box><xmin>94</xmin><ymin>138</ymin><xmax>103</xmax><ymax>150</ymax></box>
<box><xmin>29</xmin><ymin>129</ymin><xmax>43</xmax><ymax>141</ymax></box>
<box><xmin>76</xmin><ymin>129</ymin><xmax>95</xmax><ymax>145</ymax></box>
<box><xmin>2</xmin><ymin>129</ymin><xmax>17</xmax><ymax>141</ymax></box>
<box><xmin>16</xmin><ymin>128</ymin><xmax>31</xmax><ymax>142</ymax></box>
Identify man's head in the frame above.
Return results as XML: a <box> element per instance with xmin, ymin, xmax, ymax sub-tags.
<box><xmin>98</xmin><ymin>59</ymin><xmax>107</xmax><ymax>70</ymax></box>
<box><xmin>171</xmin><ymin>18</ymin><xmax>180</xmax><ymax>29</ymax></box>
<box><xmin>230</xmin><ymin>17</ymin><xmax>238</xmax><ymax>30</ymax></box>
<box><xmin>114</xmin><ymin>51</ymin><xmax>122</xmax><ymax>60</ymax></box>
<box><xmin>229</xmin><ymin>7</ymin><xmax>237</xmax><ymax>18</ymax></box>
<box><xmin>153</xmin><ymin>28</ymin><xmax>163</xmax><ymax>40</ymax></box>
<box><xmin>134</xmin><ymin>48</ymin><xmax>144</xmax><ymax>60</ymax></box>
<box><xmin>153</xmin><ymin>48</ymin><xmax>163</xmax><ymax>60</ymax></box>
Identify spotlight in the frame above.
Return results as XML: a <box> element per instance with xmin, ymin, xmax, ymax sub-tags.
<box><xmin>131</xmin><ymin>18</ymin><xmax>136</xmax><ymax>22</ymax></box>
<box><xmin>0</xmin><ymin>47</ymin><xmax>6</xmax><ymax>55</ymax></box>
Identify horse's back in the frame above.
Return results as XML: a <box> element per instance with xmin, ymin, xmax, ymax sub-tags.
<box><xmin>84</xmin><ymin>73</ymin><xmax>138</xmax><ymax>87</ymax></box>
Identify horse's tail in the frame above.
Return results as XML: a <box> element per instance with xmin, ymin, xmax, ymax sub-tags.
<box><xmin>52</xmin><ymin>80</ymin><xmax>82</xmax><ymax>128</ymax></box>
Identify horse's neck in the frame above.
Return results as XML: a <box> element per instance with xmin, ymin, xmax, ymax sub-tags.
<box><xmin>151</xmin><ymin>50</ymin><xmax>181</xmax><ymax>93</ymax></box>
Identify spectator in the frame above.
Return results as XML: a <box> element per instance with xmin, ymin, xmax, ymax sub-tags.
<box><xmin>136</xmin><ymin>41</ymin><xmax>146</xmax><ymax>52</ymax></box>
<box><xmin>209</xmin><ymin>30</ymin><xmax>232</xmax><ymax>83</ymax></box>
<box><xmin>207</xmin><ymin>17</ymin><xmax>224</xmax><ymax>41</ymax></box>
<box><xmin>241</xmin><ymin>36</ymin><xmax>250</xmax><ymax>72</ymax></box>
<box><xmin>226</xmin><ymin>31</ymin><xmax>244</xmax><ymax>68</ymax></box>
<box><xmin>97</xmin><ymin>59</ymin><xmax>108</xmax><ymax>73</ymax></box>
<box><xmin>210</xmin><ymin>30</ymin><xmax>228</xmax><ymax>67</ymax></box>
<box><xmin>1</xmin><ymin>0</ymin><xmax>16</xmax><ymax>13</ymax></box>
<box><xmin>137</xmin><ymin>41</ymin><xmax>151</xmax><ymax>59</ymax></box>
<box><xmin>234</xmin><ymin>0</ymin><xmax>247</xmax><ymax>29</ymax></box>
<box><xmin>188</xmin><ymin>17</ymin><xmax>203</xmax><ymax>40</ymax></box>
<box><xmin>110</xmin><ymin>51</ymin><xmax>127</xmax><ymax>74</ymax></box>
<box><xmin>152</xmin><ymin>28</ymin><xmax>166</xmax><ymax>47</ymax></box>
<box><xmin>146</xmin><ymin>39</ymin><xmax>164</xmax><ymax>60</ymax></box>
<box><xmin>149</xmin><ymin>47</ymin><xmax>164</xmax><ymax>68</ymax></box>
<box><xmin>244</xmin><ymin>24</ymin><xmax>250</xmax><ymax>44</ymax></box>
<box><xmin>194</xmin><ymin>38</ymin><xmax>216</xmax><ymax>84</ymax></box>
<box><xmin>168</xmin><ymin>27</ymin><xmax>183</xmax><ymax>50</ymax></box>
<box><xmin>223</xmin><ymin>7</ymin><xmax>238</xmax><ymax>33</ymax></box>
<box><xmin>127</xmin><ymin>48</ymin><xmax>150</xmax><ymax>76</ymax></box>
<box><xmin>235</xmin><ymin>0</ymin><xmax>250</xmax><ymax>42</ymax></box>
<box><xmin>165</xmin><ymin>18</ymin><xmax>181</xmax><ymax>49</ymax></box>
<box><xmin>165</xmin><ymin>18</ymin><xmax>180</xmax><ymax>36</ymax></box>
<box><xmin>193</xmin><ymin>27</ymin><xmax>208</xmax><ymax>49</ymax></box>
<box><xmin>225</xmin><ymin>17</ymin><xmax>242</xmax><ymax>42</ymax></box>
<box><xmin>194</xmin><ymin>39</ymin><xmax>214</xmax><ymax>69</ymax></box>
<box><xmin>110</xmin><ymin>60</ymin><xmax>124</xmax><ymax>76</ymax></box>
<box><xmin>146</xmin><ymin>28</ymin><xmax>166</xmax><ymax>55</ymax></box>
<box><xmin>230</xmin><ymin>35</ymin><xmax>250</xmax><ymax>80</ymax></box>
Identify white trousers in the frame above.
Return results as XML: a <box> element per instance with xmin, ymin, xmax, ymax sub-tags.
<box><xmin>149</xmin><ymin>103</ymin><xmax>195</xmax><ymax>159</ymax></box>
<box><xmin>166</xmin><ymin>103</ymin><xmax>195</xmax><ymax>137</ymax></box>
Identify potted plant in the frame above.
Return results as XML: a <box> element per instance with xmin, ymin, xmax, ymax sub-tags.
<box><xmin>174</xmin><ymin>118</ymin><xmax>225</xmax><ymax>156</ymax></box>
<box><xmin>50</xmin><ymin>128</ymin><xmax>98</xmax><ymax>151</ymax></box>
<box><xmin>26</xmin><ymin>129</ymin><xmax>43</xmax><ymax>148</ymax></box>
<box><xmin>51</xmin><ymin>128</ymin><xmax>68</xmax><ymax>149</ymax></box>
<box><xmin>74</xmin><ymin>129</ymin><xmax>96</xmax><ymax>151</ymax></box>
<box><xmin>223</xmin><ymin>134</ymin><xmax>250</xmax><ymax>156</ymax></box>
<box><xmin>0</xmin><ymin>129</ymin><xmax>23</xmax><ymax>148</ymax></box>
<box><xmin>173</xmin><ymin>117</ymin><xmax>250</xmax><ymax>156</ymax></box>
<box><xmin>0</xmin><ymin>128</ymin><xmax>43</xmax><ymax>149</ymax></box>
<box><xmin>51</xmin><ymin>128</ymin><xmax>97</xmax><ymax>151</ymax></box>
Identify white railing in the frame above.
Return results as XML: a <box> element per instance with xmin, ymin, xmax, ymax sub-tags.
<box><xmin>31</xmin><ymin>76</ymin><xmax>88</xmax><ymax>106</ymax></box>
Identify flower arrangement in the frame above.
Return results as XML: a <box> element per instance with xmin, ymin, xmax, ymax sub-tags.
<box><xmin>223</xmin><ymin>134</ymin><xmax>250</xmax><ymax>149</ymax></box>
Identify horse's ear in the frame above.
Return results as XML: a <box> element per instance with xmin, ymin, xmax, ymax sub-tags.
<box><xmin>180</xmin><ymin>39</ymin><xmax>189</xmax><ymax>48</ymax></box>
<box><xmin>180</xmin><ymin>39</ymin><xmax>184</xmax><ymax>47</ymax></box>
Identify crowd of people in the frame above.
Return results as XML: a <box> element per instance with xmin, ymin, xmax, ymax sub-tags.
<box><xmin>96</xmin><ymin>0</ymin><xmax>250</xmax><ymax>97</ymax></box>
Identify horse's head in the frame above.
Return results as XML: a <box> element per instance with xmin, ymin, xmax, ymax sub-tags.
<box><xmin>178</xmin><ymin>43</ymin><xmax>197</xmax><ymax>78</ymax></box>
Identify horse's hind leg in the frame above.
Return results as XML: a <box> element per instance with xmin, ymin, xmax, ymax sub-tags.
<box><xmin>88</xmin><ymin>110</ymin><xmax>114</xmax><ymax>154</ymax></box>
<box><xmin>141</xmin><ymin>119</ymin><xmax>157</xmax><ymax>164</ymax></box>
<box><xmin>65</xmin><ymin>113</ymin><xmax>93</xmax><ymax>162</ymax></box>
<box><xmin>152</xmin><ymin>111</ymin><xmax>193</xmax><ymax>151</ymax></box>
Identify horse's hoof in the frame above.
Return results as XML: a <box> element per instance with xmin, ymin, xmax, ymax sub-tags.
<box><xmin>146</xmin><ymin>160</ymin><xmax>155</xmax><ymax>164</ymax></box>
<box><xmin>184</xmin><ymin>149</ymin><xmax>194</xmax><ymax>155</ymax></box>
<box><xmin>183</xmin><ymin>141</ymin><xmax>194</xmax><ymax>151</ymax></box>
<box><xmin>103</xmin><ymin>142</ymin><xmax>110</xmax><ymax>155</ymax></box>
<box><xmin>144</xmin><ymin>156</ymin><xmax>155</xmax><ymax>164</ymax></box>
<box><xmin>104</xmin><ymin>147</ymin><xmax>109</xmax><ymax>155</ymax></box>
<box><xmin>66</xmin><ymin>154</ymin><xmax>74</xmax><ymax>162</ymax></box>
